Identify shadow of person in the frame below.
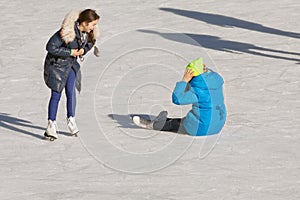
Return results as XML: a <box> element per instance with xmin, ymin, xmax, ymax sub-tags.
<box><xmin>0</xmin><ymin>113</ymin><xmax>45</xmax><ymax>139</ymax></box>
<box><xmin>138</xmin><ymin>30</ymin><xmax>300</xmax><ymax>63</ymax></box>
<box><xmin>0</xmin><ymin>113</ymin><xmax>70</xmax><ymax>139</ymax></box>
<box><xmin>108</xmin><ymin>114</ymin><xmax>155</xmax><ymax>129</ymax></box>
<box><xmin>108</xmin><ymin>113</ymin><xmax>190</xmax><ymax>136</ymax></box>
<box><xmin>160</xmin><ymin>8</ymin><xmax>300</xmax><ymax>39</ymax></box>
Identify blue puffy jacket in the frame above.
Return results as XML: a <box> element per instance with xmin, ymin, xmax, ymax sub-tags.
<box><xmin>172</xmin><ymin>69</ymin><xmax>226</xmax><ymax>136</ymax></box>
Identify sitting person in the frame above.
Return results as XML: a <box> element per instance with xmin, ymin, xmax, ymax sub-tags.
<box><xmin>133</xmin><ymin>57</ymin><xmax>226</xmax><ymax>136</ymax></box>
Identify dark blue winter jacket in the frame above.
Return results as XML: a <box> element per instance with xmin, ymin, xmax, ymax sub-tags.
<box><xmin>172</xmin><ymin>69</ymin><xmax>226</xmax><ymax>136</ymax></box>
<box><xmin>43</xmin><ymin>11</ymin><xmax>96</xmax><ymax>93</ymax></box>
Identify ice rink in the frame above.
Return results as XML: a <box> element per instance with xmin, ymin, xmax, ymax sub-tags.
<box><xmin>0</xmin><ymin>0</ymin><xmax>300</xmax><ymax>199</ymax></box>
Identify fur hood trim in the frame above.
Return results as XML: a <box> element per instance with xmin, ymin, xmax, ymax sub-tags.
<box><xmin>60</xmin><ymin>10</ymin><xmax>100</xmax><ymax>44</ymax></box>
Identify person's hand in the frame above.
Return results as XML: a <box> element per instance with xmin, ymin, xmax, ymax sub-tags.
<box><xmin>78</xmin><ymin>48</ymin><xmax>84</xmax><ymax>55</ymax></box>
<box><xmin>71</xmin><ymin>48</ymin><xmax>84</xmax><ymax>57</ymax></box>
<box><xmin>182</xmin><ymin>69</ymin><xmax>194</xmax><ymax>82</ymax></box>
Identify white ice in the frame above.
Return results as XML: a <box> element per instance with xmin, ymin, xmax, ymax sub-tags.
<box><xmin>0</xmin><ymin>0</ymin><xmax>300</xmax><ymax>199</ymax></box>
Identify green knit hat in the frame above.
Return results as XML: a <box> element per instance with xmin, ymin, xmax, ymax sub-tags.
<box><xmin>186</xmin><ymin>57</ymin><xmax>204</xmax><ymax>76</ymax></box>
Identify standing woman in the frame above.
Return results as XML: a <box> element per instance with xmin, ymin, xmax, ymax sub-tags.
<box><xmin>43</xmin><ymin>9</ymin><xmax>100</xmax><ymax>140</ymax></box>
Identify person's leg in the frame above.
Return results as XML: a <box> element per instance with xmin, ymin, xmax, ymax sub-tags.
<box><xmin>48</xmin><ymin>90</ymin><xmax>62</xmax><ymax>121</ymax></box>
<box><xmin>153</xmin><ymin>117</ymin><xmax>188</xmax><ymax>135</ymax></box>
<box><xmin>152</xmin><ymin>111</ymin><xmax>183</xmax><ymax>132</ymax></box>
<box><xmin>65</xmin><ymin>69</ymin><xmax>79</xmax><ymax>135</ymax></box>
<box><xmin>46</xmin><ymin>90</ymin><xmax>61</xmax><ymax>139</ymax></box>
<box><xmin>155</xmin><ymin>118</ymin><xmax>182</xmax><ymax>132</ymax></box>
<box><xmin>176</xmin><ymin>117</ymin><xmax>188</xmax><ymax>135</ymax></box>
<box><xmin>65</xmin><ymin>69</ymin><xmax>76</xmax><ymax>118</ymax></box>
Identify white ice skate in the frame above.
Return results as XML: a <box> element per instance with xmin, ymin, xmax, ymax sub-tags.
<box><xmin>67</xmin><ymin>117</ymin><xmax>79</xmax><ymax>136</ymax></box>
<box><xmin>132</xmin><ymin>111</ymin><xmax>168</xmax><ymax>130</ymax></box>
<box><xmin>44</xmin><ymin>120</ymin><xmax>58</xmax><ymax>141</ymax></box>
<box><xmin>132</xmin><ymin>116</ymin><xmax>153</xmax><ymax>129</ymax></box>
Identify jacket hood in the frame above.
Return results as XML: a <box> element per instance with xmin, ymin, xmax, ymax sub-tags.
<box><xmin>60</xmin><ymin>10</ymin><xmax>100</xmax><ymax>44</ymax></box>
<box><xmin>190</xmin><ymin>70</ymin><xmax>224</xmax><ymax>90</ymax></box>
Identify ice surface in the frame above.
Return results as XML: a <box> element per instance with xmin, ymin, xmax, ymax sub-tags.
<box><xmin>0</xmin><ymin>0</ymin><xmax>300</xmax><ymax>199</ymax></box>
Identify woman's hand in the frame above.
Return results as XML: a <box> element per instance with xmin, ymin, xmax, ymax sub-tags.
<box><xmin>71</xmin><ymin>48</ymin><xmax>84</xmax><ymax>57</ymax></box>
<box><xmin>182</xmin><ymin>69</ymin><xmax>194</xmax><ymax>82</ymax></box>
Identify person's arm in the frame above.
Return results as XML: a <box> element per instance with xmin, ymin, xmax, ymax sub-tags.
<box><xmin>172</xmin><ymin>81</ymin><xmax>198</xmax><ymax>105</ymax></box>
<box><xmin>46</xmin><ymin>31</ymin><xmax>73</xmax><ymax>57</ymax></box>
<box><xmin>172</xmin><ymin>69</ymin><xmax>198</xmax><ymax>105</ymax></box>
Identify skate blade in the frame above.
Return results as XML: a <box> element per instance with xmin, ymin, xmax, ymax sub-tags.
<box><xmin>71</xmin><ymin>132</ymin><xmax>79</xmax><ymax>137</ymax></box>
<box><xmin>70</xmin><ymin>131</ymin><xmax>79</xmax><ymax>137</ymax></box>
<box><xmin>44</xmin><ymin>132</ymin><xmax>57</xmax><ymax>141</ymax></box>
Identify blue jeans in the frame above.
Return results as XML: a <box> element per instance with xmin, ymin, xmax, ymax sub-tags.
<box><xmin>48</xmin><ymin>69</ymin><xmax>76</xmax><ymax>121</ymax></box>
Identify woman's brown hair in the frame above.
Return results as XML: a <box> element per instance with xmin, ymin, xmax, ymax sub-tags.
<box><xmin>78</xmin><ymin>9</ymin><xmax>100</xmax><ymax>45</ymax></box>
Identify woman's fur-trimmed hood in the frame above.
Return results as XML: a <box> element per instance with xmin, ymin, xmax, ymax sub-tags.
<box><xmin>60</xmin><ymin>10</ymin><xmax>100</xmax><ymax>44</ymax></box>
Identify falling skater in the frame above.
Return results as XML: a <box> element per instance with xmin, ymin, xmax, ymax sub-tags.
<box><xmin>133</xmin><ymin>57</ymin><xmax>226</xmax><ymax>136</ymax></box>
<box><xmin>43</xmin><ymin>9</ymin><xmax>100</xmax><ymax>141</ymax></box>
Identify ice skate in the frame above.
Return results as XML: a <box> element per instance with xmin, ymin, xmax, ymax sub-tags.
<box><xmin>44</xmin><ymin>120</ymin><xmax>58</xmax><ymax>141</ymax></box>
<box><xmin>132</xmin><ymin>111</ymin><xmax>168</xmax><ymax>129</ymax></box>
<box><xmin>132</xmin><ymin>116</ymin><xmax>154</xmax><ymax>129</ymax></box>
<box><xmin>67</xmin><ymin>117</ymin><xmax>79</xmax><ymax>136</ymax></box>
<box><xmin>153</xmin><ymin>111</ymin><xmax>168</xmax><ymax>123</ymax></box>
<box><xmin>152</xmin><ymin>111</ymin><xmax>168</xmax><ymax>130</ymax></box>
